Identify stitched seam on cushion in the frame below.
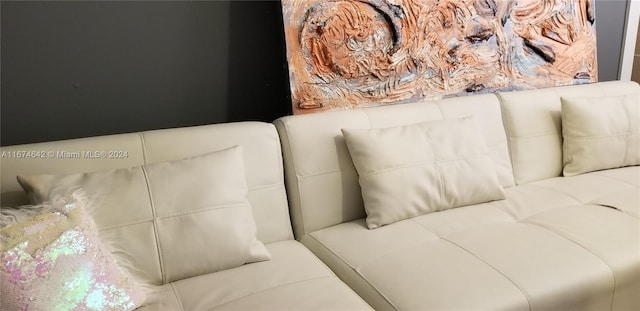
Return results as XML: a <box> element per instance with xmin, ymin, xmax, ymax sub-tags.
<box><xmin>590</xmin><ymin>171</ymin><xmax>639</xmax><ymax>187</ymax></box>
<box><xmin>443</xmin><ymin>237</ymin><xmax>533</xmax><ymax>311</ymax></box>
<box><xmin>139</xmin><ymin>132</ymin><xmax>148</xmax><ymax>164</ymax></box>
<box><xmin>298</xmin><ymin>169</ymin><xmax>347</xmax><ymax>179</ymax></box>
<box><xmin>154</xmin><ymin>203</ymin><xmax>245</xmax><ymax>220</ymax></box>
<box><xmin>357</xmin><ymin>235</ymin><xmax>440</xmax><ymax>268</ymax></box>
<box><xmin>95</xmin><ymin>199</ymin><xmax>267</xmax><ymax>231</ymax></box>
<box><xmin>208</xmin><ymin>276</ymin><xmax>335</xmax><ymax>310</ymax></box>
<box><xmin>408</xmin><ymin>217</ymin><xmax>445</xmax><ymax>236</ymax></box>
<box><xmin>567</xmin><ymin>131</ymin><xmax>638</xmax><ymax>140</ymax></box>
<box><xmin>248</xmin><ymin>182</ymin><xmax>285</xmax><ymax>191</ymax></box>
<box><xmin>488</xmin><ymin>201</ymin><xmax>522</xmax><ymax>222</ymax></box>
<box><xmin>623</xmin><ymin>96</ymin><xmax>634</xmax><ymax>168</ymax></box>
<box><xmin>420</xmin><ymin>129</ymin><xmax>447</xmax><ymax>208</ymax></box>
<box><xmin>508</xmin><ymin>132</ymin><xmax>559</xmax><ymax>140</ymax></box>
<box><xmin>139</xmin><ymin>151</ymin><xmax>166</xmax><ymax>284</ymax></box>
<box><xmin>521</xmin><ymin>220</ymin><xmax>617</xmax><ymax>310</ymax></box>
<box><xmin>497</xmin><ymin>93</ymin><xmax>520</xmax><ymax>186</ymax></box>
<box><xmin>306</xmin><ymin>233</ymin><xmax>400</xmax><ymax>311</ymax></box>
<box><xmin>169</xmin><ymin>282</ymin><xmax>185</xmax><ymax>311</ymax></box>
<box><xmin>294</xmin><ymin>238</ymin><xmax>394</xmax><ymax>307</ymax></box>
<box><xmin>292</xmin><ymin>162</ymin><xmax>524</xmax><ymax>179</ymax></box>
<box><xmin>359</xmin><ymin>162</ymin><xmax>435</xmax><ymax>178</ymax></box>
<box><xmin>623</xmin><ymin>111</ymin><xmax>632</xmax><ymax>165</ymax></box>
<box><xmin>525</xmin><ymin>182</ymin><xmax>584</xmax><ymax>203</ymax></box>
<box><xmin>359</xmin><ymin>156</ymin><xmax>489</xmax><ymax>178</ymax></box>
<box><xmin>623</xmin><ymin>134</ymin><xmax>630</xmax><ymax>168</ymax></box>
<box><xmin>99</xmin><ymin>219</ymin><xmax>153</xmax><ymax>232</ymax></box>
<box><xmin>409</xmin><ymin>213</ymin><xmax>517</xmax><ymax>237</ymax></box>
<box><xmin>140</xmin><ymin>133</ymin><xmax>166</xmax><ymax>285</ymax></box>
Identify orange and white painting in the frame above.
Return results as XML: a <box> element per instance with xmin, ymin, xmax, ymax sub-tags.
<box><xmin>281</xmin><ymin>0</ymin><xmax>598</xmax><ymax>114</ymax></box>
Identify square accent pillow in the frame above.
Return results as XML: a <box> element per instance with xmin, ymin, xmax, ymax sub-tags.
<box><xmin>342</xmin><ymin>116</ymin><xmax>505</xmax><ymax>229</ymax></box>
<box><xmin>1</xmin><ymin>191</ymin><xmax>146</xmax><ymax>311</ymax></box>
<box><xmin>561</xmin><ymin>93</ymin><xmax>640</xmax><ymax>176</ymax></box>
<box><xmin>17</xmin><ymin>145</ymin><xmax>270</xmax><ymax>284</ymax></box>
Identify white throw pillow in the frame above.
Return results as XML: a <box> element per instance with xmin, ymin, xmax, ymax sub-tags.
<box><xmin>17</xmin><ymin>145</ymin><xmax>270</xmax><ymax>283</ymax></box>
<box><xmin>342</xmin><ymin>116</ymin><xmax>505</xmax><ymax>229</ymax></box>
<box><xmin>561</xmin><ymin>94</ymin><xmax>640</xmax><ymax>177</ymax></box>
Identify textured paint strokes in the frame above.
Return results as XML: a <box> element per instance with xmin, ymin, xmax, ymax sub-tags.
<box><xmin>282</xmin><ymin>0</ymin><xmax>598</xmax><ymax>114</ymax></box>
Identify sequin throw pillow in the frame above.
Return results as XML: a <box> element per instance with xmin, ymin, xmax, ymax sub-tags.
<box><xmin>0</xmin><ymin>193</ymin><xmax>145</xmax><ymax>311</ymax></box>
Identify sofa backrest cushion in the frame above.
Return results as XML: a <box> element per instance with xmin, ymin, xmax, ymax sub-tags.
<box><xmin>275</xmin><ymin>94</ymin><xmax>514</xmax><ymax>238</ymax></box>
<box><xmin>1</xmin><ymin>122</ymin><xmax>293</xmax><ymax>250</ymax></box>
<box><xmin>498</xmin><ymin>81</ymin><xmax>640</xmax><ymax>184</ymax></box>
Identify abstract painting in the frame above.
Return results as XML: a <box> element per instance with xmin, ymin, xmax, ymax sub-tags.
<box><xmin>281</xmin><ymin>0</ymin><xmax>598</xmax><ymax>114</ymax></box>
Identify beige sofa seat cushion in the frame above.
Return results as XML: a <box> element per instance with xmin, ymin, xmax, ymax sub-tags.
<box><xmin>342</xmin><ymin>117</ymin><xmax>505</xmax><ymax>228</ymax></box>
<box><xmin>590</xmin><ymin>167</ymin><xmax>640</xmax><ymax>217</ymax></box>
<box><xmin>136</xmin><ymin>241</ymin><xmax>372</xmax><ymax>311</ymax></box>
<box><xmin>524</xmin><ymin>204</ymin><xmax>640</xmax><ymax>311</ymax></box>
<box><xmin>304</xmin><ymin>217</ymin><xmax>631</xmax><ymax>311</ymax></box>
<box><xmin>561</xmin><ymin>94</ymin><xmax>640</xmax><ymax>176</ymax></box>
<box><xmin>302</xmin><ymin>219</ymin><xmax>530</xmax><ymax>311</ymax></box>
<box><xmin>17</xmin><ymin>146</ymin><xmax>270</xmax><ymax>285</ymax></box>
<box><xmin>302</xmin><ymin>168</ymin><xmax>640</xmax><ymax>311</ymax></box>
<box><xmin>487</xmin><ymin>167</ymin><xmax>638</xmax><ymax>220</ymax></box>
<box><xmin>527</xmin><ymin>168</ymin><xmax>638</xmax><ymax>206</ymax></box>
<box><xmin>590</xmin><ymin>165</ymin><xmax>640</xmax><ymax>186</ymax></box>
<box><xmin>591</xmin><ymin>188</ymin><xmax>640</xmax><ymax>218</ymax></box>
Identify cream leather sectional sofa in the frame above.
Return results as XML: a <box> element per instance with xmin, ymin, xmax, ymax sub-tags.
<box><xmin>1</xmin><ymin>80</ymin><xmax>639</xmax><ymax>310</ymax></box>
<box><xmin>274</xmin><ymin>80</ymin><xmax>640</xmax><ymax>310</ymax></box>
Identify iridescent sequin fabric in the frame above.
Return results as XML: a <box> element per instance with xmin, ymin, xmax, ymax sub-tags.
<box><xmin>1</xmin><ymin>197</ymin><xmax>145</xmax><ymax>310</ymax></box>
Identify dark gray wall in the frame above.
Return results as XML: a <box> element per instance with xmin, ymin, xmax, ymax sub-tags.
<box><xmin>0</xmin><ymin>0</ymin><xmax>629</xmax><ymax>146</ymax></box>
<box><xmin>1</xmin><ymin>1</ymin><xmax>290</xmax><ymax>146</ymax></box>
<box><xmin>595</xmin><ymin>0</ymin><xmax>629</xmax><ymax>81</ymax></box>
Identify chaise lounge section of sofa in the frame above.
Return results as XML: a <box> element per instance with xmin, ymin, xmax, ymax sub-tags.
<box><xmin>274</xmin><ymin>80</ymin><xmax>640</xmax><ymax>310</ymax></box>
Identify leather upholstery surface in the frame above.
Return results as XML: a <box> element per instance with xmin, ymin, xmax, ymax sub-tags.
<box><xmin>342</xmin><ymin>117</ymin><xmax>505</xmax><ymax>228</ymax></box>
<box><xmin>498</xmin><ymin>80</ymin><xmax>640</xmax><ymax>184</ymax></box>
<box><xmin>274</xmin><ymin>93</ymin><xmax>514</xmax><ymax>238</ymax></box>
<box><xmin>1</xmin><ymin>122</ymin><xmax>372</xmax><ymax>310</ymax></box>
<box><xmin>276</xmin><ymin>81</ymin><xmax>640</xmax><ymax>310</ymax></box>
<box><xmin>560</xmin><ymin>93</ymin><xmax>640</xmax><ymax>176</ymax></box>
<box><xmin>302</xmin><ymin>167</ymin><xmax>639</xmax><ymax>310</ymax></box>
<box><xmin>17</xmin><ymin>145</ymin><xmax>272</xmax><ymax>284</ymax></box>
<box><xmin>1</xmin><ymin>122</ymin><xmax>292</xmax><ymax>245</ymax></box>
<box><xmin>137</xmin><ymin>241</ymin><xmax>371</xmax><ymax>310</ymax></box>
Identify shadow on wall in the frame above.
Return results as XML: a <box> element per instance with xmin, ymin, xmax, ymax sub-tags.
<box><xmin>227</xmin><ymin>0</ymin><xmax>292</xmax><ymax>122</ymax></box>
